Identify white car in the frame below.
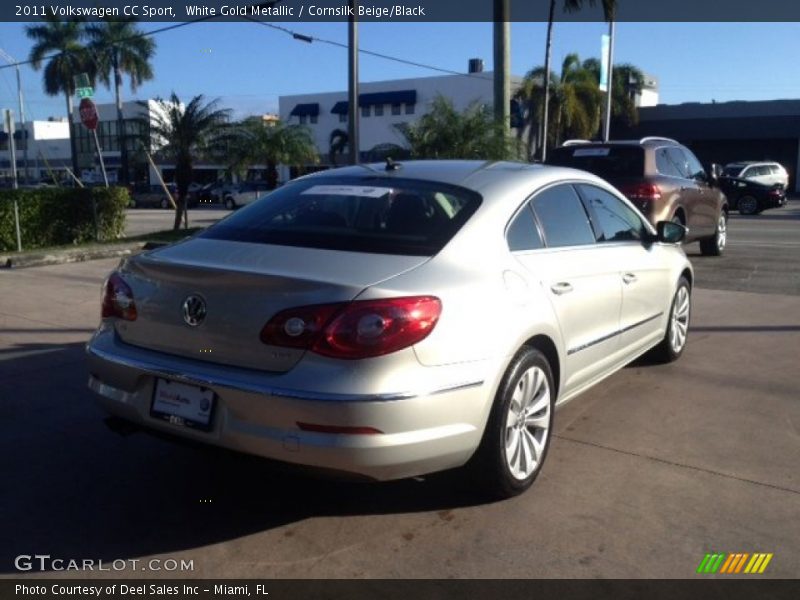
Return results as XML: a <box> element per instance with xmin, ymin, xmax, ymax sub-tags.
<box><xmin>723</xmin><ymin>162</ymin><xmax>789</xmax><ymax>189</ymax></box>
<box><xmin>224</xmin><ymin>182</ymin><xmax>271</xmax><ymax>209</ymax></box>
<box><xmin>88</xmin><ymin>161</ymin><xmax>693</xmax><ymax>498</ymax></box>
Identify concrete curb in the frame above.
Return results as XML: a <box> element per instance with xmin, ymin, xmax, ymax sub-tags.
<box><xmin>0</xmin><ymin>241</ymin><xmax>164</xmax><ymax>269</ymax></box>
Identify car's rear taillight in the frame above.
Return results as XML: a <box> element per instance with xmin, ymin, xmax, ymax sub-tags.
<box><xmin>101</xmin><ymin>273</ymin><xmax>137</xmax><ymax>321</ymax></box>
<box><xmin>620</xmin><ymin>182</ymin><xmax>662</xmax><ymax>201</ymax></box>
<box><xmin>768</xmin><ymin>188</ymin><xmax>784</xmax><ymax>197</ymax></box>
<box><xmin>260</xmin><ymin>296</ymin><xmax>441</xmax><ymax>359</ymax></box>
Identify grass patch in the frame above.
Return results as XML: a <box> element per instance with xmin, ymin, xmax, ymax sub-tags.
<box><xmin>0</xmin><ymin>227</ymin><xmax>205</xmax><ymax>258</ymax></box>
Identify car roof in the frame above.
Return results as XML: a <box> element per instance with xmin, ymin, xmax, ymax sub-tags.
<box><xmin>557</xmin><ymin>137</ymin><xmax>680</xmax><ymax>148</ymax></box>
<box><xmin>295</xmin><ymin>160</ymin><xmax>603</xmax><ymax>194</ymax></box>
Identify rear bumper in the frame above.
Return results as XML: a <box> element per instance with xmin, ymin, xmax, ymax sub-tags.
<box><xmin>86</xmin><ymin>327</ymin><xmax>492</xmax><ymax>481</ymax></box>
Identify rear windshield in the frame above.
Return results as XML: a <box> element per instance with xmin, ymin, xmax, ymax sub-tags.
<box><xmin>548</xmin><ymin>146</ymin><xmax>644</xmax><ymax>179</ymax></box>
<box><xmin>723</xmin><ymin>165</ymin><xmax>745</xmax><ymax>177</ymax></box>
<box><xmin>201</xmin><ymin>176</ymin><xmax>482</xmax><ymax>256</ymax></box>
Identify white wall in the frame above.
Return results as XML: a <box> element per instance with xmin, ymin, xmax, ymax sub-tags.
<box><xmin>279</xmin><ymin>71</ymin><xmax>521</xmax><ymax>161</ymax></box>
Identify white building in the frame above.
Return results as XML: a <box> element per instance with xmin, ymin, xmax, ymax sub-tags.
<box><xmin>278</xmin><ymin>64</ymin><xmax>523</xmax><ymax>169</ymax></box>
<box><xmin>0</xmin><ymin>118</ymin><xmax>71</xmax><ymax>183</ymax></box>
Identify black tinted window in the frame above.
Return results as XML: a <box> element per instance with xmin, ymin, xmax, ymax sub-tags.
<box><xmin>577</xmin><ymin>184</ymin><xmax>647</xmax><ymax>242</ymax></box>
<box><xmin>506</xmin><ymin>204</ymin><xmax>543</xmax><ymax>252</ymax></box>
<box><xmin>201</xmin><ymin>177</ymin><xmax>481</xmax><ymax>256</ymax></box>
<box><xmin>532</xmin><ymin>185</ymin><xmax>595</xmax><ymax>248</ymax></box>
<box><xmin>723</xmin><ymin>165</ymin><xmax>744</xmax><ymax>177</ymax></box>
<box><xmin>548</xmin><ymin>146</ymin><xmax>644</xmax><ymax>179</ymax></box>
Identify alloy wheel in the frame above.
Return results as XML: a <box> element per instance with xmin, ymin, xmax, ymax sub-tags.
<box><xmin>669</xmin><ymin>285</ymin><xmax>690</xmax><ymax>354</ymax></box>
<box><xmin>504</xmin><ymin>366</ymin><xmax>551</xmax><ymax>481</ymax></box>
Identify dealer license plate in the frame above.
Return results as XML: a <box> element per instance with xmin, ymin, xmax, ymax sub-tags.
<box><xmin>151</xmin><ymin>378</ymin><xmax>216</xmax><ymax>432</ymax></box>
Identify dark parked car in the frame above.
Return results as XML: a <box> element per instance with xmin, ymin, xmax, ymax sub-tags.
<box><xmin>548</xmin><ymin>137</ymin><xmax>730</xmax><ymax>256</ymax></box>
<box><xmin>718</xmin><ymin>176</ymin><xmax>787</xmax><ymax>215</ymax></box>
<box><xmin>129</xmin><ymin>184</ymin><xmax>175</xmax><ymax>209</ymax></box>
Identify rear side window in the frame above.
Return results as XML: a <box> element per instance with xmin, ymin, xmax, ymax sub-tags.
<box><xmin>506</xmin><ymin>205</ymin><xmax>543</xmax><ymax>252</ymax></box>
<box><xmin>577</xmin><ymin>184</ymin><xmax>648</xmax><ymax>242</ymax></box>
<box><xmin>769</xmin><ymin>165</ymin><xmax>781</xmax><ymax>174</ymax></box>
<box><xmin>201</xmin><ymin>177</ymin><xmax>481</xmax><ymax>256</ymax></box>
<box><xmin>548</xmin><ymin>146</ymin><xmax>644</xmax><ymax>179</ymax></box>
<box><xmin>656</xmin><ymin>148</ymin><xmax>683</xmax><ymax>177</ymax></box>
<box><xmin>666</xmin><ymin>147</ymin><xmax>691</xmax><ymax>178</ymax></box>
<box><xmin>531</xmin><ymin>185</ymin><xmax>595</xmax><ymax>248</ymax></box>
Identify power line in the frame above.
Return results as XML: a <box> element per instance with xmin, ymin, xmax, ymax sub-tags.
<box><xmin>243</xmin><ymin>17</ymin><xmax>496</xmax><ymax>82</ymax></box>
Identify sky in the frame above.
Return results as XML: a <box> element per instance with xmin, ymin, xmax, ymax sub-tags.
<box><xmin>1</xmin><ymin>21</ymin><xmax>800</xmax><ymax>122</ymax></box>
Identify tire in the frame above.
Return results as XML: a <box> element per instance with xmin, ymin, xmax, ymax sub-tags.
<box><xmin>160</xmin><ymin>198</ymin><xmax>169</xmax><ymax>209</ymax></box>
<box><xmin>225</xmin><ymin>196</ymin><xmax>236</xmax><ymax>210</ymax></box>
<box><xmin>737</xmin><ymin>196</ymin><xmax>759</xmax><ymax>216</ymax></box>
<box><xmin>128</xmin><ymin>198</ymin><xmax>137</xmax><ymax>209</ymax></box>
<box><xmin>469</xmin><ymin>347</ymin><xmax>555</xmax><ymax>499</ymax></box>
<box><xmin>699</xmin><ymin>212</ymin><xmax>727</xmax><ymax>256</ymax></box>
<box><xmin>649</xmin><ymin>277</ymin><xmax>691</xmax><ymax>363</ymax></box>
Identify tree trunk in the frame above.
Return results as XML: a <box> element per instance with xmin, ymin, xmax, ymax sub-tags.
<box><xmin>173</xmin><ymin>155</ymin><xmax>192</xmax><ymax>230</ymax></box>
<box><xmin>540</xmin><ymin>0</ymin><xmax>556</xmax><ymax>162</ymax></box>
<box><xmin>266</xmin><ymin>159</ymin><xmax>278</xmax><ymax>190</ymax></box>
<box><xmin>114</xmin><ymin>54</ymin><xmax>128</xmax><ymax>185</ymax></box>
<box><xmin>66</xmin><ymin>93</ymin><xmax>79</xmax><ymax>177</ymax></box>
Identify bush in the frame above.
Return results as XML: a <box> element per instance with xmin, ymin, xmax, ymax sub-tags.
<box><xmin>0</xmin><ymin>186</ymin><xmax>129</xmax><ymax>252</ymax></box>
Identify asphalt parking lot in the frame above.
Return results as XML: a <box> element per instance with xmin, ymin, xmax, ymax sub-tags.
<box><xmin>1</xmin><ymin>202</ymin><xmax>799</xmax><ymax>579</ymax></box>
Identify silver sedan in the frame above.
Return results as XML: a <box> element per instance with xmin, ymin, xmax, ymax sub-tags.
<box><xmin>87</xmin><ymin>160</ymin><xmax>693</xmax><ymax>498</ymax></box>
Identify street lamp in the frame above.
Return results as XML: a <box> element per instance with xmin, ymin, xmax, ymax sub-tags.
<box><xmin>0</xmin><ymin>48</ymin><xmax>29</xmax><ymax>183</ymax></box>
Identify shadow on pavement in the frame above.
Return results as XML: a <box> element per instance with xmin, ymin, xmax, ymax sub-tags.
<box><xmin>691</xmin><ymin>325</ymin><xmax>800</xmax><ymax>333</ymax></box>
<box><xmin>0</xmin><ymin>342</ymin><xmax>489</xmax><ymax>573</ymax></box>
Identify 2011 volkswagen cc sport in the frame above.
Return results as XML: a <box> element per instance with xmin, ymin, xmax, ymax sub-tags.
<box><xmin>87</xmin><ymin>160</ymin><xmax>693</xmax><ymax>498</ymax></box>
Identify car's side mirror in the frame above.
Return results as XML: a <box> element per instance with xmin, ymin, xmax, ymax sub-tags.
<box><xmin>656</xmin><ymin>220</ymin><xmax>687</xmax><ymax>244</ymax></box>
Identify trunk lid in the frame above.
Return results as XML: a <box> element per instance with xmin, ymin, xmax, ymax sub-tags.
<box><xmin>114</xmin><ymin>238</ymin><xmax>429</xmax><ymax>372</ymax></box>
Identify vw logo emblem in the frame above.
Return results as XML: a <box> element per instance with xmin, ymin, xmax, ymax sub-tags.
<box><xmin>182</xmin><ymin>295</ymin><xmax>207</xmax><ymax>327</ymax></box>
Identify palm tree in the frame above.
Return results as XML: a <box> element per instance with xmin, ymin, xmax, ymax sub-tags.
<box><xmin>517</xmin><ymin>55</ymin><xmax>601</xmax><ymax>153</ymax></box>
<box><xmin>582</xmin><ymin>59</ymin><xmax>644</xmax><ymax>132</ymax></box>
<box><xmin>231</xmin><ymin>118</ymin><xmax>318</xmax><ymax>189</ymax></box>
<box><xmin>328</xmin><ymin>128</ymin><xmax>348</xmax><ymax>166</ymax></box>
<box><xmin>86</xmin><ymin>17</ymin><xmax>156</xmax><ymax>184</ymax></box>
<box><xmin>26</xmin><ymin>16</ymin><xmax>95</xmax><ymax>175</ymax></box>
<box><xmin>395</xmin><ymin>96</ymin><xmax>520</xmax><ymax>160</ymax></box>
<box><xmin>143</xmin><ymin>93</ymin><xmax>231</xmax><ymax>229</ymax></box>
<box><xmin>540</xmin><ymin>0</ymin><xmax>616</xmax><ymax>160</ymax></box>
<box><xmin>550</xmin><ymin>54</ymin><xmax>603</xmax><ymax>145</ymax></box>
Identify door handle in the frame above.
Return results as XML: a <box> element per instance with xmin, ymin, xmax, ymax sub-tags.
<box><xmin>622</xmin><ymin>273</ymin><xmax>638</xmax><ymax>284</ymax></box>
<box><xmin>550</xmin><ymin>282</ymin><xmax>573</xmax><ymax>295</ymax></box>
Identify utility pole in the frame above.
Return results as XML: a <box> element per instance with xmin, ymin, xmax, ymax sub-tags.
<box><xmin>493</xmin><ymin>0</ymin><xmax>510</xmax><ymax>132</ymax></box>
<box><xmin>0</xmin><ymin>48</ymin><xmax>29</xmax><ymax>183</ymax></box>
<box><xmin>602</xmin><ymin>19</ymin><xmax>616</xmax><ymax>142</ymax></box>
<box><xmin>347</xmin><ymin>0</ymin><xmax>359</xmax><ymax>165</ymax></box>
<box><xmin>5</xmin><ymin>109</ymin><xmax>22</xmax><ymax>251</ymax></box>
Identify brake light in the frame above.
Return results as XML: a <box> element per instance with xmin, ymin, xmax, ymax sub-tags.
<box><xmin>260</xmin><ymin>296</ymin><xmax>441</xmax><ymax>359</ymax></box>
<box><xmin>101</xmin><ymin>273</ymin><xmax>137</xmax><ymax>321</ymax></box>
<box><xmin>620</xmin><ymin>182</ymin><xmax>662</xmax><ymax>201</ymax></box>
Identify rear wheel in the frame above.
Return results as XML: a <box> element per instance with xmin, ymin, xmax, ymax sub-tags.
<box><xmin>160</xmin><ymin>198</ymin><xmax>169</xmax><ymax>209</ymax></box>
<box><xmin>225</xmin><ymin>196</ymin><xmax>236</xmax><ymax>210</ymax></box>
<box><xmin>737</xmin><ymin>196</ymin><xmax>759</xmax><ymax>216</ymax></box>
<box><xmin>649</xmin><ymin>277</ymin><xmax>691</xmax><ymax>363</ymax></box>
<box><xmin>699</xmin><ymin>213</ymin><xmax>727</xmax><ymax>256</ymax></box>
<box><xmin>469</xmin><ymin>347</ymin><xmax>555</xmax><ymax>499</ymax></box>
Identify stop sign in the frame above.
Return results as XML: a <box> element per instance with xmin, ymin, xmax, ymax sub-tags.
<box><xmin>79</xmin><ymin>97</ymin><xmax>99</xmax><ymax>130</ymax></box>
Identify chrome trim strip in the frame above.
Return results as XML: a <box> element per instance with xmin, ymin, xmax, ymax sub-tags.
<box><xmin>86</xmin><ymin>344</ymin><xmax>484</xmax><ymax>403</ymax></box>
<box><xmin>567</xmin><ymin>312</ymin><xmax>664</xmax><ymax>356</ymax></box>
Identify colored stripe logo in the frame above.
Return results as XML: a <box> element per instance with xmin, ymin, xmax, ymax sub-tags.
<box><xmin>697</xmin><ymin>553</ymin><xmax>773</xmax><ymax>574</ymax></box>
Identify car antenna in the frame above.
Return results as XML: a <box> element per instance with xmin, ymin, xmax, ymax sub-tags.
<box><xmin>385</xmin><ymin>157</ymin><xmax>401</xmax><ymax>171</ymax></box>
